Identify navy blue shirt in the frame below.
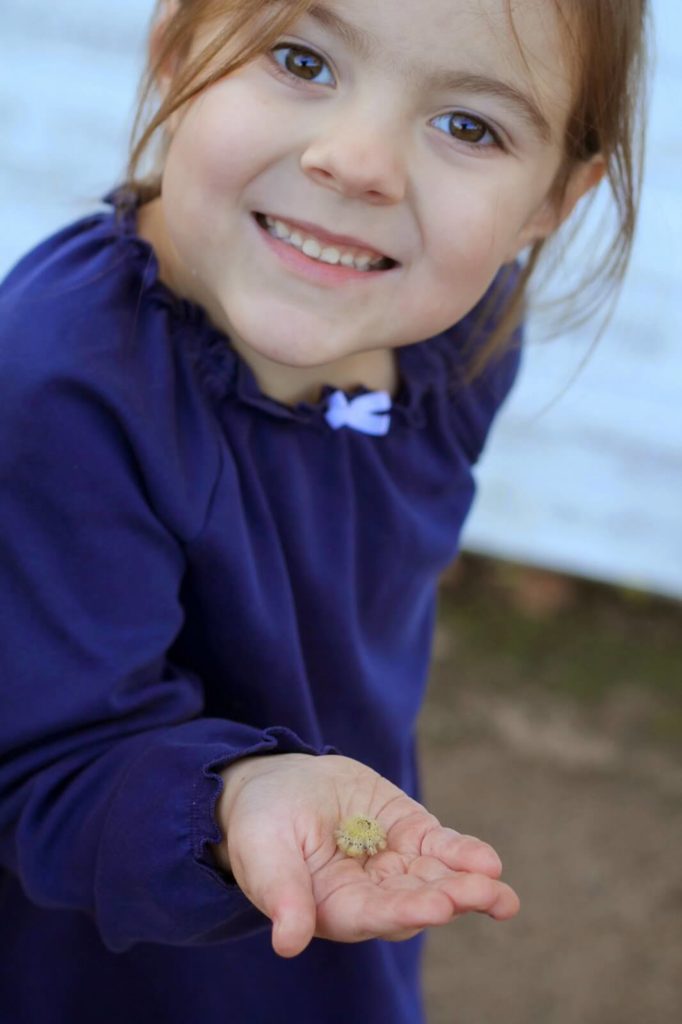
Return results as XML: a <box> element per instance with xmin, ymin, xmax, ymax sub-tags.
<box><xmin>0</xmin><ymin>191</ymin><xmax>521</xmax><ymax>1023</ymax></box>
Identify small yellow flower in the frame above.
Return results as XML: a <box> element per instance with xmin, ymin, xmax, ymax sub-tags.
<box><xmin>335</xmin><ymin>816</ymin><xmax>388</xmax><ymax>858</ymax></box>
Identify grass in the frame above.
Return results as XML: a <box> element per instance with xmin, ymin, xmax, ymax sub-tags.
<box><xmin>431</xmin><ymin>555</ymin><xmax>682</xmax><ymax>745</ymax></box>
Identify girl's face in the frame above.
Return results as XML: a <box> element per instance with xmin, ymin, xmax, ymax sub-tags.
<box><xmin>144</xmin><ymin>0</ymin><xmax>596</xmax><ymax>399</ymax></box>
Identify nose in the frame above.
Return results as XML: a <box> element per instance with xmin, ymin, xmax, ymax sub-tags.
<box><xmin>301</xmin><ymin>108</ymin><xmax>407</xmax><ymax>204</ymax></box>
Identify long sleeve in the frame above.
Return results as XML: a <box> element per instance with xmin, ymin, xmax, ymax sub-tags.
<box><xmin>1</xmin><ymin>200</ymin><xmax>522</xmax><ymax>1023</ymax></box>
<box><xmin>0</xmin><ymin>324</ymin><xmax>322</xmax><ymax>953</ymax></box>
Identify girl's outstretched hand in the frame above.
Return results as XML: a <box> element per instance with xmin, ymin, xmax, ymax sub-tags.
<box><xmin>212</xmin><ymin>753</ymin><xmax>520</xmax><ymax>958</ymax></box>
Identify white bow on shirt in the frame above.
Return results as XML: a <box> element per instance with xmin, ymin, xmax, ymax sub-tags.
<box><xmin>324</xmin><ymin>390</ymin><xmax>392</xmax><ymax>437</ymax></box>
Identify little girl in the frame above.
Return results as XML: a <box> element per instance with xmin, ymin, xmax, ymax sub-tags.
<box><xmin>0</xmin><ymin>1</ymin><xmax>647</xmax><ymax>1021</ymax></box>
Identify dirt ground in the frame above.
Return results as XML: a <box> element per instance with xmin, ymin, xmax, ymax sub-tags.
<box><xmin>418</xmin><ymin>559</ymin><xmax>682</xmax><ymax>1024</ymax></box>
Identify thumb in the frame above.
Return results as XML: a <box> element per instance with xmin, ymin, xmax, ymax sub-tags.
<box><xmin>234</xmin><ymin>835</ymin><xmax>317</xmax><ymax>959</ymax></box>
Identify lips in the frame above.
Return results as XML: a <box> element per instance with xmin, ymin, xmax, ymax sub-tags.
<box><xmin>253</xmin><ymin>212</ymin><xmax>398</xmax><ymax>272</ymax></box>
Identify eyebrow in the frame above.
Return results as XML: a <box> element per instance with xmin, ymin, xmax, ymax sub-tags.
<box><xmin>305</xmin><ymin>3</ymin><xmax>553</xmax><ymax>142</ymax></box>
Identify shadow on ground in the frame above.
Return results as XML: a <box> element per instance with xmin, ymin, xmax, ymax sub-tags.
<box><xmin>420</xmin><ymin>557</ymin><xmax>682</xmax><ymax>1024</ymax></box>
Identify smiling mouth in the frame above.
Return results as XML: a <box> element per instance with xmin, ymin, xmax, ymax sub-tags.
<box><xmin>253</xmin><ymin>213</ymin><xmax>397</xmax><ymax>272</ymax></box>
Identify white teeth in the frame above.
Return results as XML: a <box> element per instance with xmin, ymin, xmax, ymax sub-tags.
<box><xmin>320</xmin><ymin>247</ymin><xmax>341</xmax><ymax>265</ymax></box>
<box><xmin>302</xmin><ymin>238</ymin><xmax>322</xmax><ymax>259</ymax></box>
<box><xmin>261</xmin><ymin>215</ymin><xmax>388</xmax><ymax>272</ymax></box>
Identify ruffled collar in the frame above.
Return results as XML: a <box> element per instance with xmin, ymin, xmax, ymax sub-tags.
<box><xmin>105</xmin><ymin>186</ymin><xmax>465</xmax><ymax>432</ymax></box>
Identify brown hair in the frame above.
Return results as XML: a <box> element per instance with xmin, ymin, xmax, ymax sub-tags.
<box><xmin>125</xmin><ymin>0</ymin><xmax>650</xmax><ymax>375</ymax></box>
<box><xmin>127</xmin><ymin>0</ymin><xmax>314</xmax><ymax>204</ymax></box>
<box><xmin>470</xmin><ymin>0</ymin><xmax>650</xmax><ymax>375</ymax></box>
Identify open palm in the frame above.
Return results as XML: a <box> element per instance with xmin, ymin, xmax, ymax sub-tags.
<box><xmin>220</xmin><ymin>753</ymin><xmax>519</xmax><ymax>957</ymax></box>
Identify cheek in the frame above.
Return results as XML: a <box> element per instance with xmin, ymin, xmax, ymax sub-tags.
<box><xmin>392</xmin><ymin>180</ymin><xmax>532</xmax><ymax>333</ymax></box>
<box><xmin>410</xmin><ymin>201</ymin><xmax>504</xmax><ymax>329</ymax></box>
<box><xmin>167</xmin><ymin>81</ymin><xmax>283</xmax><ymax>200</ymax></box>
<box><xmin>426</xmin><ymin>181</ymin><xmax>529</xmax><ymax>276</ymax></box>
<box><xmin>419</xmin><ymin>171</ymin><xmax>548</xmax><ymax>292</ymax></box>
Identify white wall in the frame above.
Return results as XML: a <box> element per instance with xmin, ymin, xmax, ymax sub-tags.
<box><xmin>461</xmin><ymin>1</ymin><xmax>682</xmax><ymax>598</ymax></box>
<box><xmin>2</xmin><ymin>1</ymin><xmax>680</xmax><ymax>597</ymax></box>
<box><xmin>0</xmin><ymin>0</ymin><xmax>154</xmax><ymax>265</ymax></box>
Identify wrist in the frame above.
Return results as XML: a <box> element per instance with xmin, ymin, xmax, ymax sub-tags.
<box><xmin>209</xmin><ymin>752</ymin><xmax>315</xmax><ymax>874</ymax></box>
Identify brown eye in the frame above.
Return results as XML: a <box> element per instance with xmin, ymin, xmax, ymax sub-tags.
<box><xmin>430</xmin><ymin>110</ymin><xmax>500</xmax><ymax>148</ymax></box>
<box><xmin>448</xmin><ymin>113</ymin><xmax>488</xmax><ymax>144</ymax></box>
<box><xmin>272</xmin><ymin>45</ymin><xmax>331</xmax><ymax>83</ymax></box>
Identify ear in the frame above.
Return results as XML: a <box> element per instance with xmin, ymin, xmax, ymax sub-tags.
<box><xmin>507</xmin><ymin>154</ymin><xmax>606</xmax><ymax>259</ymax></box>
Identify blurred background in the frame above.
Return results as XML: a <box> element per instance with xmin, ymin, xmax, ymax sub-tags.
<box><xmin>1</xmin><ymin>2</ymin><xmax>680</xmax><ymax>1022</ymax></box>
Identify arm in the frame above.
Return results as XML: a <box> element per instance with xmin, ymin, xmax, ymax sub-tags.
<box><xmin>0</xmin><ymin>347</ymin><xmax>519</xmax><ymax>959</ymax></box>
<box><xmin>0</xmin><ymin>363</ymin><xmax>321</xmax><ymax>951</ymax></box>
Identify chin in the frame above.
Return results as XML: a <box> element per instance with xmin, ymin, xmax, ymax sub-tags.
<box><xmin>244</xmin><ymin>332</ymin><xmax>328</xmax><ymax>368</ymax></box>
<box><xmin>228</xmin><ymin>305</ymin><xmax>352</xmax><ymax>369</ymax></box>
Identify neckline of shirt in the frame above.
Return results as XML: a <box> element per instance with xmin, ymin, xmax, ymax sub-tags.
<box><xmin>103</xmin><ymin>186</ymin><xmax>466</xmax><ymax>432</ymax></box>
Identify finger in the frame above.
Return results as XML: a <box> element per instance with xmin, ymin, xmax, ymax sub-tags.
<box><xmin>376</xmin><ymin>864</ymin><xmax>521</xmax><ymax>922</ymax></box>
<box><xmin>437</xmin><ymin>872</ymin><xmax>520</xmax><ymax>920</ymax></box>
<box><xmin>384</xmin><ymin>880</ymin><xmax>521</xmax><ymax>938</ymax></box>
<box><xmin>232</xmin><ymin>834</ymin><xmax>317</xmax><ymax>959</ymax></box>
<box><xmin>487</xmin><ymin>882</ymin><xmax>521</xmax><ymax>920</ymax></box>
<box><xmin>317</xmin><ymin>879</ymin><xmax>455</xmax><ymax>943</ymax></box>
<box><xmin>421</xmin><ymin>829</ymin><xmax>503</xmax><ymax>878</ymax></box>
<box><xmin>383</xmin><ymin>927</ymin><xmax>424</xmax><ymax>943</ymax></box>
